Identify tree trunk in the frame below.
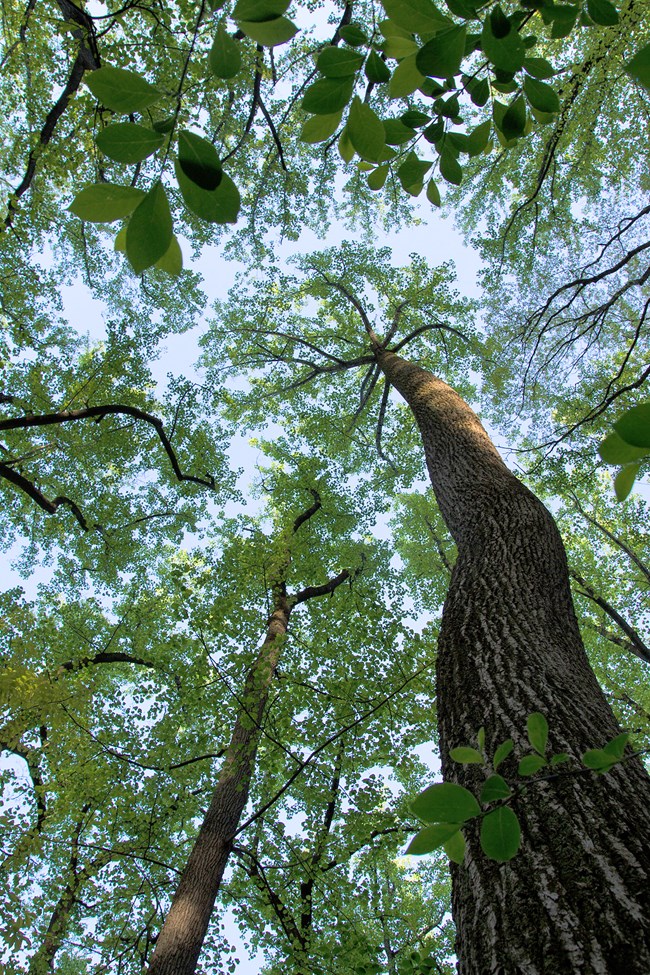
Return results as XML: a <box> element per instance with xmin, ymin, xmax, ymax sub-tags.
<box><xmin>376</xmin><ymin>350</ymin><xmax>650</xmax><ymax>975</ymax></box>
<box><xmin>147</xmin><ymin>595</ymin><xmax>291</xmax><ymax>975</ymax></box>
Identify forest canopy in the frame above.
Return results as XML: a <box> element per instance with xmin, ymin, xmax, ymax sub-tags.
<box><xmin>1</xmin><ymin>0</ymin><xmax>650</xmax><ymax>972</ymax></box>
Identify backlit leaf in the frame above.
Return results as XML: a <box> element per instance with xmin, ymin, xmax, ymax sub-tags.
<box><xmin>411</xmin><ymin>781</ymin><xmax>480</xmax><ymax>823</ymax></box>
<box><xmin>317</xmin><ymin>46</ymin><xmax>364</xmax><ymax>78</ymax></box>
<box><xmin>599</xmin><ymin>431</ymin><xmax>648</xmax><ymax>464</ymax></box>
<box><xmin>237</xmin><ymin>16</ymin><xmax>298</xmax><ymax>46</ymax></box>
<box><xmin>626</xmin><ymin>43</ymin><xmax>650</xmax><ymax>92</ymax></box>
<box><xmin>125</xmin><ymin>183</ymin><xmax>173</xmax><ymax>274</ymax></box>
<box><xmin>527</xmin><ymin>712</ymin><xmax>548</xmax><ymax>756</ymax></box>
<box><xmin>416</xmin><ymin>26</ymin><xmax>466</xmax><ymax>79</ymax></box>
<box><xmin>347</xmin><ymin>96</ymin><xmax>387</xmax><ymax>162</ymax></box>
<box><xmin>523</xmin><ymin>76</ymin><xmax>559</xmax><ymax>114</ymax></box>
<box><xmin>614</xmin><ymin>464</ymin><xmax>642</xmax><ymax>502</ymax></box>
<box><xmin>302</xmin><ymin>77</ymin><xmax>355</xmax><ymax>115</ymax></box>
<box><xmin>406</xmin><ymin>822</ymin><xmax>462</xmax><ymax>855</ymax></box>
<box><xmin>480</xmin><ymin>807</ymin><xmax>521</xmax><ymax>861</ymax></box>
<box><xmin>493</xmin><ymin>738</ymin><xmax>514</xmax><ymax>770</ymax></box>
<box><xmin>450</xmin><ymin>746</ymin><xmax>484</xmax><ymax>764</ymax></box>
<box><xmin>480</xmin><ymin>774</ymin><xmax>511</xmax><ymax>803</ymax></box>
<box><xmin>68</xmin><ymin>184</ymin><xmax>145</xmax><ymax>222</ymax></box>
<box><xmin>382</xmin><ymin>0</ymin><xmax>451</xmax><ymax>34</ymax></box>
<box><xmin>209</xmin><ymin>23</ymin><xmax>243</xmax><ymax>78</ymax></box>
<box><xmin>85</xmin><ymin>66</ymin><xmax>161</xmax><ymax>113</ymax></box>
<box><xmin>96</xmin><ymin>123</ymin><xmax>164</xmax><ymax>164</ymax></box>
<box><xmin>388</xmin><ymin>54</ymin><xmax>426</xmax><ymax>98</ymax></box>
<box><xmin>154</xmin><ymin>234</ymin><xmax>183</xmax><ymax>276</ymax></box>
<box><xmin>443</xmin><ymin>829</ymin><xmax>466</xmax><ymax>863</ymax></box>
<box><xmin>300</xmin><ymin>112</ymin><xmax>342</xmax><ymax>143</ymax></box>
<box><xmin>175</xmin><ymin>162</ymin><xmax>240</xmax><ymax>223</ymax></box>
<box><xmin>178</xmin><ymin>130</ymin><xmax>222</xmax><ymax>190</ymax></box>
<box><xmin>613</xmin><ymin>403</ymin><xmax>650</xmax><ymax>448</ymax></box>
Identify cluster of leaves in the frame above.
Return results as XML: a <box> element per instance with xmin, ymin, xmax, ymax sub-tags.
<box><xmin>599</xmin><ymin>402</ymin><xmax>650</xmax><ymax>500</ymax></box>
<box><xmin>406</xmin><ymin>712</ymin><xmax>633</xmax><ymax>863</ymax></box>
<box><xmin>65</xmin><ymin>0</ymin><xmax>650</xmax><ymax>276</ymax></box>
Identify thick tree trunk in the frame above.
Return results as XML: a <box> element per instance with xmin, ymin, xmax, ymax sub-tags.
<box><xmin>377</xmin><ymin>350</ymin><xmax>650</xmax><ymax>974</ymax></box>
<box><xmin>147</xmin><ymin>596</ymin><xmax>291</xmax><ymax>975</ymax></box>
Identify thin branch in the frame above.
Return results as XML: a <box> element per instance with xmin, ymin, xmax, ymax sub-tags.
<box><xmin>570</xmin><ymin>570</ymin><xmax>650</xmax><ymax>666</ymax></box>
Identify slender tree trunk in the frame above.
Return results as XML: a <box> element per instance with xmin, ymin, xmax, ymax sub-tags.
<box><xmin>376</xmin><ymin>350</ymin><xmax>650</xmax><ymax>975</ymax></box>
<box><xmin>147</xmin><ymin>595</ymin><xmax>291</xmax><ymax>975</ymax></box>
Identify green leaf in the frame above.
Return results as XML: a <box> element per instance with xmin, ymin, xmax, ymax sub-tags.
<box><xmin>626</xmin><ymin>43</ymin><xmax>650</xmax><ymax>92</ymax></box>
<box><xmin>68</xmin><ymin>183</ymin><xmax>146</xmax><ymax>222</ymax></box>
<box><xmin>446</xmin><ymin>0</ymin><xmax>480</xmax><ymax>17</ymax></box>
<box><xmin>398</xmin><ymin>150</ymin><xmax>432</xmax><ymax>194</ymax></box>
<box><xmin>426</xmin><ymin>177</ymin><xmax>441</xmax><ymax>205</ymax></box>
<box><xmin>85</xmin><ymin>66</ymin><xmax>161</xmax><ymax>114</ymax></box>
<box><xmin>423</xmin><ymin>118</ymin><xmax>444</xmax><ymax>143</ymax></box>
<box><xmin>401</xmin><ymin>110</ymin><xmax>431</xmax><ymax>128</ymax></box>
<box><xmin>381</xmin><ymin>0</ymin><xmax>451</xmax><ymax>34</ymax></box>
<box><xmin>383</xmin><ymin>35</ymin><xmax>420</xmax><ymax>59</ymax></box>
<box><xmin>527</xmin><ymin>712</ymin><xmax>548</xmax><ymax>756</ymax></box>
<box><xmin>586</xmin><ymin>0</ymin><xmax>619</xmax><ymax>25</ymax></box>
<box><xmin>237</xmin><ymin>16</ymin><xmax>298</xmax><ymax>46</ymax></box>
<box><xmin>466</xmin><ymin>119</ymin><xmax>491</xmax><ymax>156</ymax></box>
<box><xmin>550</xmin><ymin>752</ymin><xmax>570</xmax><ymax>766</ymax></box>
<box><xmin>338</xmin><ymin>128</ymin><xmax>355</xmax><ymax>162</ymax></box>
<box><xmin>406</xmin><ymin>822</ymin><xmax>462</xmax><ymax>855</ymax></box>
<box><xmin>365</xmin><ymin>51</ymin><xmax>391</xmax><ymax>83</ymax></box>
<box><xmin>548</xmin><ymin>4</ymin><xmax>579</xmax><ymax>38</ymax></box>
<box><xmin>178</xmin><ymin>130</ymin><xmax>222</xmax><ymax>190</ymax></box>
<box><xmin>152</xmin><ymin>116</ymin><xmax>176</xmax><ymax>134</ymax></box>
<box><xmin>614</xmin><ymin>463</ymin><xmax>642</xmax><ymax>502</ymax></box>
<box><xmin>125</xmin><ymin>183</ymin><xmax>173</xmax><ymax>274</ymax></box>
<box><xmin>154</xmin><ymin>234</ymin><xmax>183</xmax><ymax>276</ymax></box>
<box><xmin>439</xmin><ymin>149</ymin><xmax>462</xmax><ymax>185</ymax></box>
<box><xmin>232</xmin><ymin>0</ymin><xmax>289</xmax><ymax>19</ymax></box>
<box><xmin>450</xmin><ymin>746</ymin><xmax>484</xmax><ymax>764</ymax></box>
<box><xmin>383</xmin><ymin>119</ymin><xmax>415</xmax><ymax>145</ymax></box>
<box><xmin>523</xmin><ymin>76</ymin><xmax>559</xmax><ymax>114</ymax></box>
<box><xmin>367</xmin><ymin>164</ymin><xmax>389</xmax><ymax>190</ymax></box>
<box><xmin>493</xmin><ymin>738</ymin><xmax>514</xmax><ymax>770</ymax></box>
<box><xmin>480</xmin><ymin>806</ymin><xmax>521</xmax><ymax>861</ymax></box>
<box><xmin>603</xmin><ymin>732</ymin><xmax>629</xmax><ymax>760</ymax></box>
<box><xmin>388</xmin><ymin>54</ymin><xmax>426</xmax><ymax>98</ymax></box>
<box><xmin>443</xmin><ymin>829</ymin><xmax>466</xmax><ymax>863</ymax></box>
<box><xmin>523</xmin><ymin>57</ymin><xmax>556</xmax><ymax>79</ymax></box>
<box><xmin>317</xmin><ymin>46</ymin><xmax>364</xmax><ymax>78</ymax></box>
<box><xmin>300</xmin><ymin>112</ymin><xmax>342</xmax><ymax>143</ymax></box>
<box><xmin>416</xmin><ymin>26</ymin><xmax>466</xmax><ymax>79</ymax></box>
<box><xmin>339</xmin><ymin>24</ymin><xmax>368</xmax><ymax>46</ymax></box>
<box><xmin>114</xmin><ymin>226</ymin><xmax>127</xmax><ymax>251</ymax></box>
<box><xmin>175</xmin><ymin>161</ymin><xmax>241</xmax><ymax>223</ymax></box>
<box><xmin>302</xmin><ymin>77</ymin><xmax>355</xmax><ymax>115</ymax></box>
<box><xmin>477</xmin><ymin>726</ymin><xmax>486</xmax><ymax>752</ymax></box>
<box><xmin>518</xmin><ymin>754</ymin><xmax>546</xmax><ymax>776</ymax></box>
<box><xmin>582</xmin><ymin>748</ymin><xmax>617</xmax><ymax>772</ymax></box>
<box><xmin>209</xmin><ymin>23</ymin><xmax>243</xmax><ymax>78</ymax></box>
<box><xmin>599</xmin><ymin>430</ymin><xmax>649</xmax><ymax>464</ymax></box>
<box><xmin>95</xmin><ymin>123</ymin><xmax>164</xmax><ymax>165</ymax></box>
<box><xmin>468</xmin><ymin>76</ymin><xmax>489</xmax><ymax>106</ymax></box>
<box><xmin>480</xmin><ymin>774</ymin><xmax>511</xmax><ymax>803</ymax></box>
<box><xmin>347</xmin><ymin>96</ymin><xmax>387</xmax><ymax>162</ymax></box>
<box><xmin>480</xmin><ymin>17</ymin><xmax>525</xmax><ymax>73</ymax></box>
<box><xmin>499</xmin><ymin>95</ymin><xmax>526</xmax><ymax>141</ymax></box>
<box><xmin>410</xmin><ymin>781</ymin><xmax>480</xmax><ymax>823</ymax></box>
<box><xmin>613</xmin><ymin>403</ymin><xmax>650</xmax><ymax>448</ymax></box>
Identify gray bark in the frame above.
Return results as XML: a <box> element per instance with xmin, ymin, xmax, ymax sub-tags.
<box><xmin>377</xmin><ymin>350</ymin><xmax>650</xmax><ymax>975</ymax></box>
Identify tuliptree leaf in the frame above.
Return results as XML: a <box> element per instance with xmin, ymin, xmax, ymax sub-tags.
<box><xmin>302</xmin><ymin>77</ymin><xmax>355</xmax><ymax>115</ymax></box>
<box><xmin>209</xmin><ymin>23</ymin><xmax>242</xmax><ymax>78</ymax></box>
<box><xmin>68</xmin><ymin>183</ymin><xmax>145</xmax><ymax>222</ymax></box>
<box><xmin>85</xmin><ymin>66</ymin><xmax>161</xmax><ymax>113</ymax></box>
<box><xmin>613</xmin><ymin>403</ymin><xmax>650</xmax><ymax>448</ymax></box>
<box><xmin>406</xmin><ymin>822</ymin><xmax>462</xmax><ymax>855</ymax></box>
<box><xmin>125</xmin><ymin>183</ymin><xmax>173</xmax><ymax>274</ymax></box>
<box><xmin>237</xmin><ymin>16</ymin><xmax>298</xmax><ymax>46</ymax></box>
<box><xmin>411</xmin><ymin>781</ymin><xmax>480</xmax><ymax>823</ymax></box>
<box><xmin>527</xmin><ymin>712</ymin><xmax>548</xmax><ymax>755</ymax></box>
<box><xmin>416</xmin><ymin>25</ymin><xmax>466</xmax><ymax>79</ymax></box>
<box><xmin>96</xmin><ymin>123</ymin><xmax>164</xmax><ymax>164</ymax></box>
<box><xmin>347</xmin><ymin>97</ymin><xmax>387</xmax><ymax>162</ymax></box>
<box><xmin>175</xmin><ymin>162</ymin><xmax>240</xmax><ymax>223</ymax></box>
<box><xmin>317</xmin><ymin>46</ymin><xmax>364</xmax><ymax>78</ymax></box>
<box><xmin>178</xmin><ymin>130</ymin><xmax>222</xmax><ymax>190</ymax></box>
<box><xmin>480</xmin><ymin>807</ymin><xmax>521</xmax><ymax>861</ymax></box>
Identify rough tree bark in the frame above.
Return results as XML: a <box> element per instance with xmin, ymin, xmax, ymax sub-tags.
<box><xmin>376</xmin><ymin>349</ymin><xmax>650</xmax><ymax>975</ymax></box>
<box><xmin>147</xmin><ymin>492</ymin><xmax>351</xmax><ymax>975</ymax></box>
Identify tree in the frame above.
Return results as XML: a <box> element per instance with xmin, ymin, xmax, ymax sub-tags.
<box><xmin>2</xmin><ymin>0</ymin><xmax>650</xmax><ymax>972</ymax></box>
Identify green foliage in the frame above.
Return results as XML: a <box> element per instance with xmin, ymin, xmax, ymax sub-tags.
<box><xmin>407</xmin><ymin>715</ymin><xmax>639</xmax><ymax>865</ymax></box>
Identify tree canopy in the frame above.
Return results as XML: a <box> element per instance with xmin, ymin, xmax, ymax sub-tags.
<box><xmin>1</xmin><ymin>0</ymin><xmax>650</xmax><ymax>971</ymax></box>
